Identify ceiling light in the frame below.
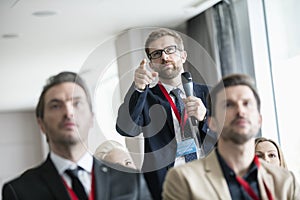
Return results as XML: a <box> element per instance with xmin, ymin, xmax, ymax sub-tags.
<box><xmin>2</xmin><ymin>34</ymin><xmax>19</xmax><ymax>39</ymax></box>
<box><xmin>32</xmin><ymin>10</ymin><xmax>57</xmax><ymax>17</ymax></box>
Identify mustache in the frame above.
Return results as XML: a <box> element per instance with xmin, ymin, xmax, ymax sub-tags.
<box><xmin>59</xmin><ymin>118</ymin><xmax>77</xmax><ymax>127</ymax></box>
<box><xmin>161</xmin><ymin>59</ymin><xmax>174</xmax><ymax>65</ymax></box>
<box><xmin>231</xmin><ymin>116</ymin><xmax>250</xmax><ymax>125</ymax></box>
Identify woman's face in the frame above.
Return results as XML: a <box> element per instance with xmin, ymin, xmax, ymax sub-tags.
<box><xmin>105</xmin><ymin>148</ymin><xmax>137</xmax><ymax>169</ymax></box>
<box><xmin>255</xmin><ymin>141</ymin><xmax>281</xmax><ymax>167</ymax></box>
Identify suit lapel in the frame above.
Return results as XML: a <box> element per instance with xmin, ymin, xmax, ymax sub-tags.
<box><xmin>257</xmin><ymin>161</ymin><xmax>275</xmax><ymax>199</ymax></box>
<box><xmin>205</xmin><ymin>150</ymin><xmax>232</xmax><ymax>200</ymax></box>
<box><xmin>93</xmin><ymin>158</ymin><xmax>110</xmax><ymax>200</ymax></box>
<box><xmin>40</xmin><ymin>155</ymin><xmax>71</xmax><ymax>200</ymax></box>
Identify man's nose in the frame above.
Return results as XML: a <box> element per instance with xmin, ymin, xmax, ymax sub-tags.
<box><xmin>161</xmin><ymin>51</ymin><xmax>169</xmax><ymax>60</ymax></box>
<box><xmin>237</xmin><ymin>104</ymin><xmax>246</xmax><ymax>116</ymax></box>
<box><xmin>64</xmin><ymin>103</ymin><xmax>74</xmax><ymax>118</ymax></box>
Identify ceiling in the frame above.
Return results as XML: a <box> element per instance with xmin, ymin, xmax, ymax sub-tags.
<box><xmin>0</xmin><ymin>0</ymin><xmax>220</xmax><ymax>112</ymax></box>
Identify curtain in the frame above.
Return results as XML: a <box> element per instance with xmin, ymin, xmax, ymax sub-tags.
<box><xmin>213</xmin><ymin>0</ymin><xmax>256</xmax><ymax>77</ymax></box>
<box><xmin>186</xmin><ymin>0</ymin><xmax>256</xmax><ymax>78</ymax></box>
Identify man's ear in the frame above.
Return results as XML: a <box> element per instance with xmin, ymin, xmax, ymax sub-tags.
<box><xmin>90</xmin><ymin>113</ymin><xmax>95</xmax><ymax>129</ymax></box>
<box><xmin>181</xmin><ymin>51</ymin><xmax>187</xmax><ymax>64</ymax></box>
<box><xmin>207</xmin><ymin>116</ymin><xmax>217</xmax><ymax>132</ymax></box>
<box><xmin>258</xmin><ymin>113</ymin><xmax>262</xmax><ymax>128</ymax></box>
<box><xmin>37</xmin><ymin>118</ymin><xmax>49</xmax><ymax>142</ymax></box>
<box><xmin>37</xmin><ymin>118</ymin><xmax>46</xmax><ymax>134</ymax></box>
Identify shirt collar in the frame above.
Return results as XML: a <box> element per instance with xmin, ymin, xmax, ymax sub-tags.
<box><xmin>50</xmin><ymin>151</ymin><xmax>93</xmax><ymax>175</ymax></box>
<box><xmin>160</xmin><ymin>82</ymin><xmax>184</xmax><ymax>94</ymax></box>
<box><xmin>216</xmin><ymin>148</ymin><xmax>258</xmax><ymax>179</ymax></box>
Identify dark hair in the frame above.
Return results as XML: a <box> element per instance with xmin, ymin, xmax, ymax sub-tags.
<box><xmin>35</xmin><ymin>71</ymin><xmax>92</xmax><ymax>119</ymax></box>
<box><xmin>207</xmin><ymin>74</ymin><xmax>260</xmax><ymax>117</ymax></box>
<box><xmin>145</xmin><ymin>28</ymin><xmax>184</xmax><ymax>58</ymax></box>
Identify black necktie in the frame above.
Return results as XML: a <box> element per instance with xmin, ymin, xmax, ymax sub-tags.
<box><xmin>170</xmin><ymin>88</ymin><xmax>191</xmax><ymax>137</ymax></box>
<box><xmin>65</xmin><ymin>167</ymin><xmax>88</xmax><ymax>200</ymax></box>
<box><xmin>170</xmin><ymin>88</ymin><xmax>184</xmax><ymax>118</ymax></box>
<box><xmin>170</xmin><ymin>88</ymin><xmax>197</xmax><ymax>162</ymax></box>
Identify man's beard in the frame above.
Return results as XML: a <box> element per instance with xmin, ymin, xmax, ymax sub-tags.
<box><xmin>220</xmin><ymin>118</ymin><xmax>259</xmax><ymax>145</ymax></box>
<box><xmin>154</xmin><ymin>61</ymin><xmax>182</xmax><ymax>80</ymax></box>
<box><xmin>44</xmin><ymin>122</ymin><xmax>80</xmax><ymax>145</ymax></box>
<box><xmin>221</xmin><ymin>129</ymin><xmax>254</xmax><ymax>144</ymax></box>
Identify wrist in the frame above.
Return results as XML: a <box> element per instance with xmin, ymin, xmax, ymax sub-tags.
<box><xmin>134</xmin><ymin>85</ymin><xmax>146</xmax><ymax>92</ymax></box>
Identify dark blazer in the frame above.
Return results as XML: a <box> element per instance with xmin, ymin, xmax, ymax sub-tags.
<box><xmin>2</xmin><ymin>155</ymin><xmax>152</xmax><ymax>200</ymax></box>
<box><xmin>116</xmin><ymin>83</ymin><xmax>216</xmax><ymax>200</ymax></box>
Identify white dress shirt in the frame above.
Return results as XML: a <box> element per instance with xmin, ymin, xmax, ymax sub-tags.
<box><xmin>50</xmin><ymin>151</ymin><xmax>93</xmax><ymax>194</ymax></box>
<box><xmin>160</xmin><ymin>83</ymin><xmax>187</xmax><ymax>166</ymax></box>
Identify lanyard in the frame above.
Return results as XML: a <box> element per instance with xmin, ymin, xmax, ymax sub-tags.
<box><xmin>235</xmin><ymin>156</ymin><xmax>274</xmax><ymax>200</ymax></box>
<box><xmin>158</xmin><ymin>82</ymin><xmax>182</xmax><ymax>123</ymax></box>
<box><xmin>158</xmin><ymin>82</ymin><xmax>189</xmax><ymax>137</ymax></box>
<box><xmin>62</xmin><ymin>168</ymin><xmax>95</xmax><ymax>200</ymax></box>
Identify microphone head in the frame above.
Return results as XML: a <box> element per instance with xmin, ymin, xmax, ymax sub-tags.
<box><xmin>181</xmin><ymin>72</ymin><xmax>192</xmax><ymax>84</ymax></box>
<box><xmin>181</xmin><ymin>72</ymin><xmax>193</xmax><ymax>97</ymax></box>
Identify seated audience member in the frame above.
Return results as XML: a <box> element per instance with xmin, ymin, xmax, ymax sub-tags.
<box><xmin>2</xmin><ymin>71</ymin><xmax>152</xmax><ymax>200</ymax></box>
<box><xmin>255</xmin><ymin>137</ymin><xmax>288</xmax><ymax>169</ymax></box>
<box><xmin>94</xmin><ymin>140</ymin><xmax>137</xmax><ymax>169</ymax></box>
<box><xmin>163</xmin><ymin>74</ymin><xmax>300</xmax><ymax>200</ymax></box>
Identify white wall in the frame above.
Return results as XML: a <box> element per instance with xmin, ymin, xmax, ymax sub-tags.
<box><xmin>115</xmin><ymin>28</ymin><xmax>154</xmax><ymax>169</ymax></box>
<box><xmin>80</xmin><ymin>36</ymin><xmax>125</xmax><ymax>154</ymax></box>
<box><xmin>247</xmin><ymin>0</ymin><xmax>300</xmax><ymax>179</ymax></box>
<box><xmin>263</xmin><ymin>0</ymin><xmax>300</xmax><ymax>179</ymax></box>
<box><xmin>0</xmin><ymin>111</ymin><xmax>44</xmax><ymax>193</ymax></box>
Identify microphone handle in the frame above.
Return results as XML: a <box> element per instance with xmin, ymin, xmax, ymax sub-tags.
<box><xmin>183</xmin><ymin>84</ymin><xmax>198</xmax><ymax>126</ymax></box>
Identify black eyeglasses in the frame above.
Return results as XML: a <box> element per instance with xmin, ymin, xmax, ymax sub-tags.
<box><xmin>148</xmin><ymin>45</ymin><xmax>181</xmax><ymax>60</ymax></box>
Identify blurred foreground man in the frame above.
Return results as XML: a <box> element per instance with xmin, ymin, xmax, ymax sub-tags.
<box><xmin>163</xmin><ymin>74</ymin><xmax>300</xmax><ymax>200</ymax></box>
<box><xmin>2</xmin><ymin>71</ymin><xmax>151</xmax><ymax>200</ymax></box>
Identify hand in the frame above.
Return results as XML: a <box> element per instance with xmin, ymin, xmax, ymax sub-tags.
<box><xmin>134</xmin><ymin>59</ymin><xmax>158</xmax><ymax>90</ymax></box>
<box><xmin>183</xmin><ymin>96</ymin><xmax>206</xmax><ymax>121</ymax></box>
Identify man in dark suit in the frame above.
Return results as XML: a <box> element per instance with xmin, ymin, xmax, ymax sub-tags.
<box><xmin>116</xmin><ymin>28</ymin><xmax>215</xmax><ymax>200</ymax></box>
<box><xmin>2</xmin><ymin>71</ymin><xmax>151</xmax><ymax>200</ymax></box>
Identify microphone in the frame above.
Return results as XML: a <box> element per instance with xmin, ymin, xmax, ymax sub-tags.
<box><xmin>181</xmin><ymin>72</ymin><xmax>193</xmax><ymax>97</ymax></box>
<box><xmin>181</xmin><ymin>72</ymin><xmax>205</xmax><ymax>159</ymax></box>
<box><xmin>181</xmin><ymin>72</ymin><xmax>197</xmax><ymax>125</ymax></box>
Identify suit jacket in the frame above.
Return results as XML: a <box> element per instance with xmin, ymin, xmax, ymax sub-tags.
<box><xmin>2</xmin><ymin>155</ymin><xmax>152</xmax><ymax>200</ymax></box>
<box><xmin>116</xmin><ymin>83</ymin><xmax>215</xmax><ymax>200</ymax></box>
<box><xmin>163</xmin><ymin>149</ymin><xmax>300</xmax><ymax>200</ymax></box>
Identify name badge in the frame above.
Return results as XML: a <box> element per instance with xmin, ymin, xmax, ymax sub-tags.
<box><xmin>176</xmin><ymin>138</ymin><xmax>197</xmax><ymax>158</ymax></box>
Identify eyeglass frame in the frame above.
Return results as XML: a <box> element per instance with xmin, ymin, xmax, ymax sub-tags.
<box><xmin>147</xmin><ymin>45</ymin><xmax>182</xmax><ymax>60</ymax></box>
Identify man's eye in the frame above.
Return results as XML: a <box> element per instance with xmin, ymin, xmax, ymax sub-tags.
<box><xmin>151</xmin><ymin>51</ymin><xmax>161</xmax><ymax>58</ymax></box>
<box><xmin>50</xmin><ymin>104</ymin><xmax>61</xmax><ymax>109</ymax></box>
<box><xmin>74</xmin><ymin>101</ymin><xmax>82</xmax><ymax>107</ymax></box>
<box><xmin>165</xmin><ymin>46</ymin><xmax>175</xmax><ymax>53</ymax></box>
<box><xmin>244</xmin><ymin>100</ymin><xmax>253</xmax><ymax>107</ymax></box>
<box><xmin>226</xmin><ymin>102</ymin><xmax>234</xmax><ymax>108</ymax></box>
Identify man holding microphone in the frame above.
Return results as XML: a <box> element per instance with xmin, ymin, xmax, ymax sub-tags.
<box><xmin>116</xmin><ymin>28</ymin><xmax>213</xmax><ymax>200</ymax></box>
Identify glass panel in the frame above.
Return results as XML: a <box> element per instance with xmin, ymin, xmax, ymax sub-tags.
<box><xmin>264</xmin><ymin>0</ymin><xmax>300</xmax><ymax>176</ymax></box>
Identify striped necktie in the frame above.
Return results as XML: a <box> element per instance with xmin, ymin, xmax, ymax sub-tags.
<box><xmin>170</xmin><ymin>88</ymin><xmax>197</xmax><ymax>162</ymax></box>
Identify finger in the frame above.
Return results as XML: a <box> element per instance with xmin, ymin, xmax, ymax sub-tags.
<box><xmin>152</xmin><ymin>71</ymin><xmax>158</xmax><ymax>78</ymax></box>
<box><xmin>139</xmin><ymin>59</ymin><xmax>147</xmax><ymax>69</ymax></box>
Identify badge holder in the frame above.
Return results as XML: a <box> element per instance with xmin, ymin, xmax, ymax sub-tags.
<box><xmin>176</xmin><ymin>111</ymin><xmax>204</xmax><ymax>163</ymax></box>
